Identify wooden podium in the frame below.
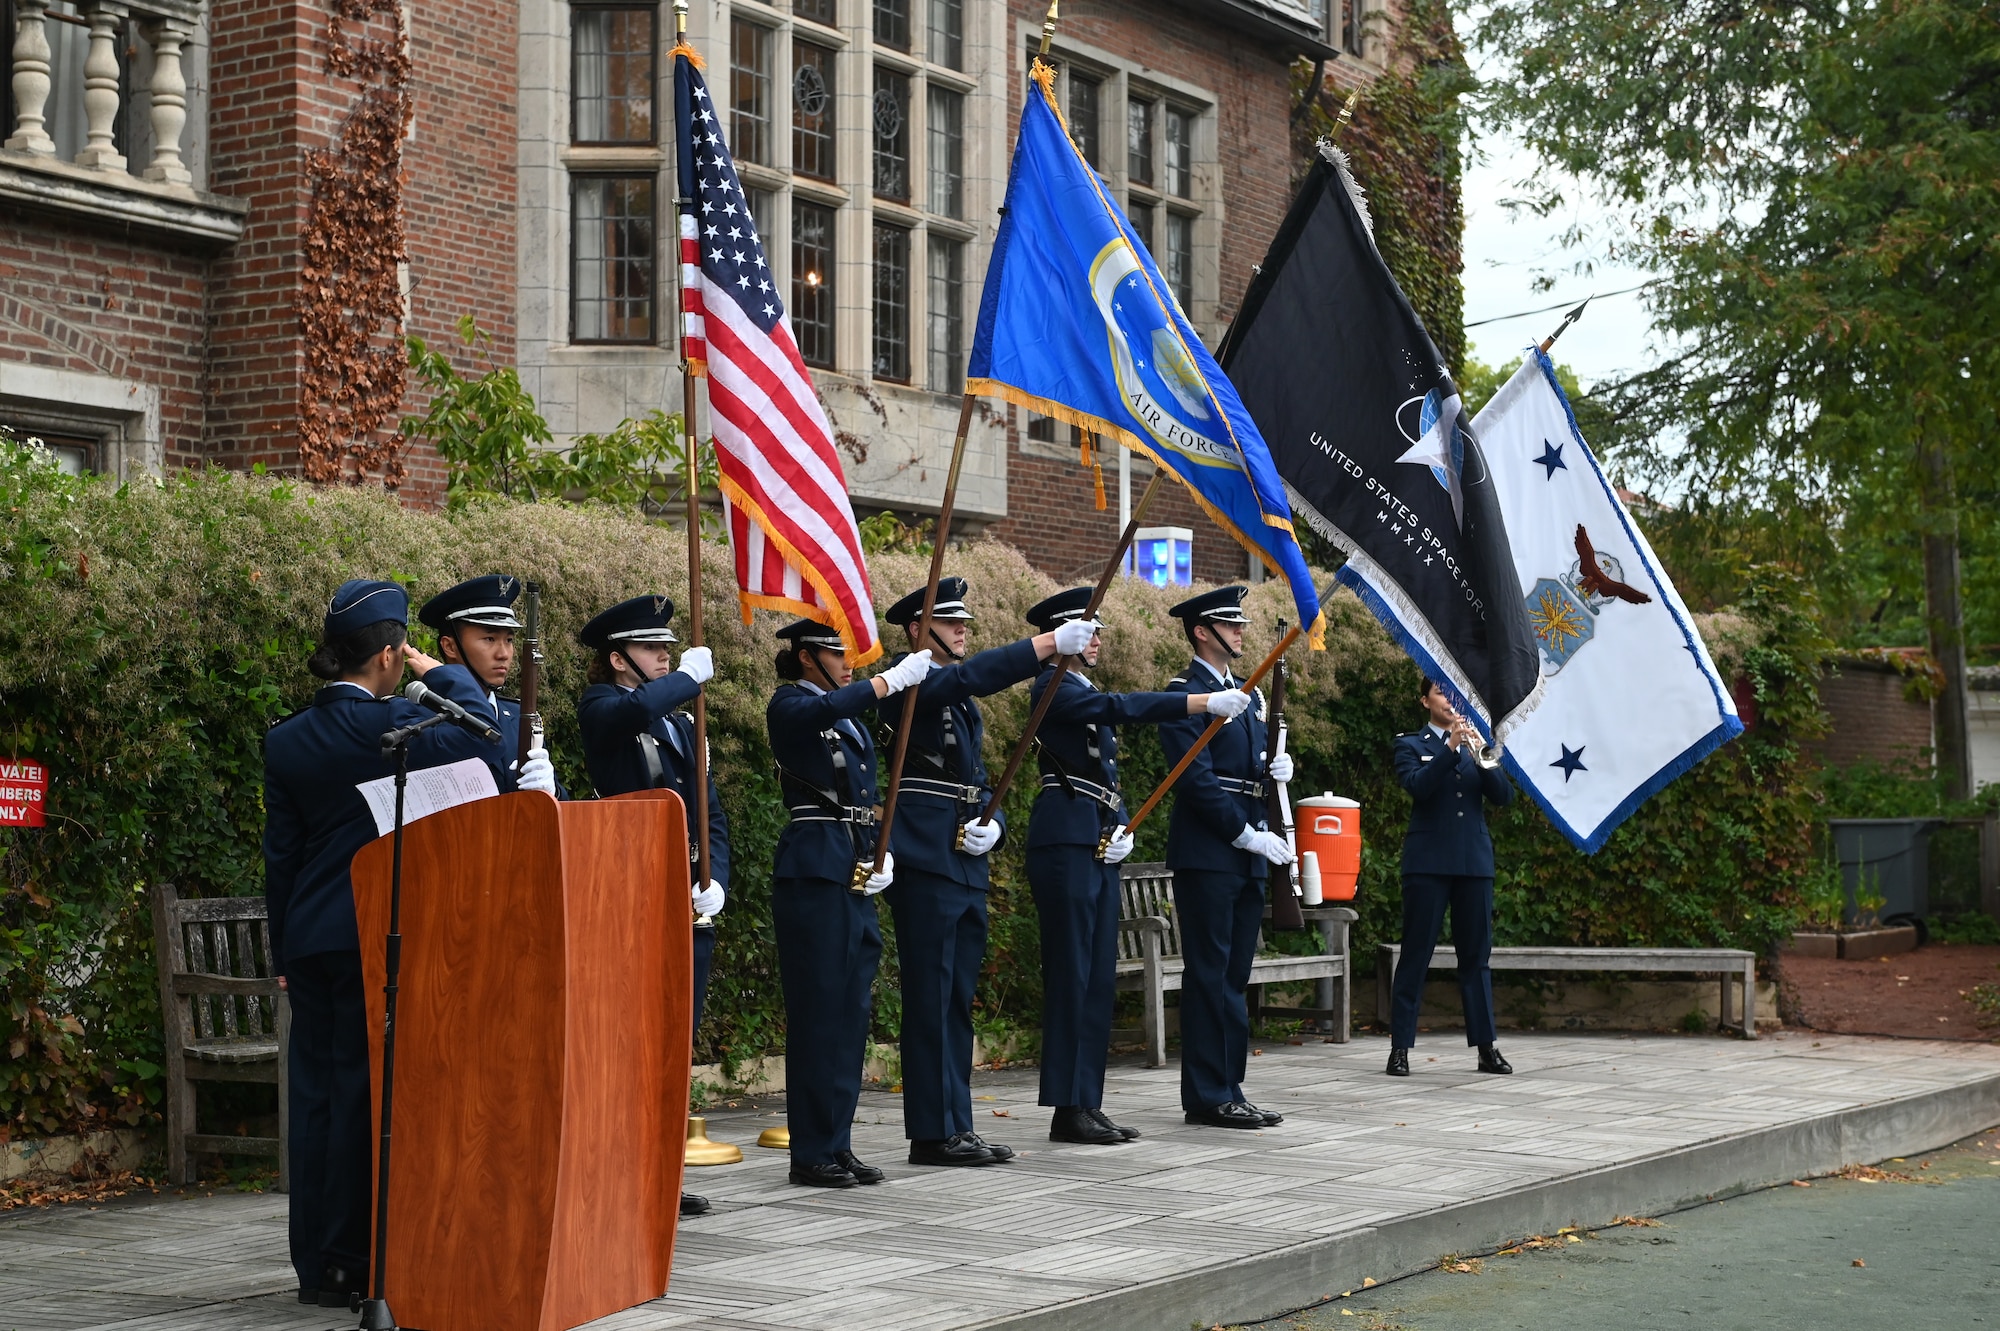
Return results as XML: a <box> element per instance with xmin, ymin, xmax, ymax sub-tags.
<box><xmin>352</xmin><ymin>789</ymin><xmax>693</xmax><ymax>1331</ymax></box>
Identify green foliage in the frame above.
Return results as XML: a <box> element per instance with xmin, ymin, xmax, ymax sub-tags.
<box><xmin>404</xmin><ymin>317</ymin><xmax>720</xmax><ymax>533</ymax></box>
<box><xmin>1294</xmin><ymin>0</ymin><xmax>1471</xmax><ymax>375</ymax></box>
<box><xmin>0</xmin><ymin>445</ymin><xmax>1826</xmax><ymax>1135</ymax></box>
<box><xmin>1474</xmin><ymin>0</ymin><xmax>2000</xmax><ymax>654</ymax></box>
<box><xmin>856</xmin><ymin>511</ymin><xmax>935</xmax><ymax>557</ymax></box>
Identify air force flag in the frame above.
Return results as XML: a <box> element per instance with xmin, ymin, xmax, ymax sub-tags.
<box><xmin>967</xmin><ymin>61</ymin><xmax>1323</xmax><ymax>643</ymax></box>
<box><xmin>1473</xmin><ymin>350</ymin><xmax>1742</xmax><ymax>852</ymax></box>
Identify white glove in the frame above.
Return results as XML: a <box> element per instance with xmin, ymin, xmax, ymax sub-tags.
<box><xmin>1204</xmin><ymin>689</ymin><xmax>1251</xmax><ymax>719</ymax></box>
<box><xmin>1101</xmin><ymin>825</ymin><xmax>1135</xmax><ymax>864</ymax></box>
<box><xmin>877</xmin><ymin>649</ymin><xmax>934</xmax><ymax>695</ymax></box>
<box><xmin>516</xmin><ymin>748</ymin><xmax>557</xmax><ymax>796</ymax></box>
<box><xmin>692</xmin><ymin>881</ymin><xmax>726</xmax><ymax>917</ymax></box>
<box><xmin>675</xmin><ymin>646</ymin><xmax>714</xmax><ymax>685</ymax></box>
<box><xmin>1052</xmin><ymin>618</ymin><xmax>1101</xmax><ymax>657</ymax></box>
<box><xmin>863</xmin><ymin>851</ymin><xmax>894</xmax><ymax>895</ymax></box>
<box><xmin>1231</xmin><ymin>823</ymin><xmax>1294</xmax><ymax>865</ymax></box>
<box><xmin>958</xmin><ymin>818</ymin><xmax>1001</xmax><ymax>856</ymax></box>
<box><xmin>1267</xmin><ymin>750</ymin><xmax>1295</xmax><ymax>784</ymax></box>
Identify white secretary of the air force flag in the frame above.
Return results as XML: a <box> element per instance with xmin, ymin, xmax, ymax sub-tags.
<box><xmin>1472</xmin><ymin>349</ymin><xmax>1742</xmax><ymax>853</ymax></box>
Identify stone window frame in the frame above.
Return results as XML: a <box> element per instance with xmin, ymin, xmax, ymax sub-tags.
<box><xmin>725</xmin><ymin>0</ymin><xmax>981</xmax><ymax>392</ymax></box>
<box><xmin>562</xmin><ymin>0</ymin><xmax>665</xmax><ymax>348</ymax></box>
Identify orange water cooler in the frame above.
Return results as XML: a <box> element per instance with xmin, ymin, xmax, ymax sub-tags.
<box><xmin>1295</xmin><ymin>793</ymin><xmax>1361</xmax><ymax>902</ymax></box>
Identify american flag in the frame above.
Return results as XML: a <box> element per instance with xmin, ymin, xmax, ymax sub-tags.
<box><xmin>673</xmin><ymin>49</ymin><xmax>880</xmax><ymax>665</ymax></box>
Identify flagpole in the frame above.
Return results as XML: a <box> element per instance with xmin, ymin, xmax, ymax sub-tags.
<box><xmin>871</xmin><ymin>392</ymin><xmax>978</xmax><ymax>878</ymax></box>
<box><xmin>975</xmin><ymin>467</ymin><xmax>1166</xmax><ymax>824</ymax></box>
<box><xmin>673</xmin><ymin>0</ymin><xmax>711</xmax><ymax>899</ymax></box>
<box><xmin>1115</xmin><ymin>578</ymin><xmax>1333</xmax><ymax>846</ymax></box>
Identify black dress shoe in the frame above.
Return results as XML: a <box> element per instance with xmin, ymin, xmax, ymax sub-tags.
<box><xmin>317</xmin><ymin>1266</ymin><xmax>363</xmax><ymax>1309</ymax></box>
<box><xmin>1184</xmin><ymin>1101</ymin><xmax>1267</xmax><ymax>1129</ymax></box>
<box><xmin>962</xmin><ymin>1131</ymin><xmax>1015</xmax><ymax>1162</ymax></box>
<box><xmin>789</xmin><ymin>1162</ymin><xmax>859</xmax><ymax>1188</ymax></box>
<box><xmin>297</xmin><ymin>1287</ymin><xmax>318</xmax><ymax>1306</ymax></box>
<box><xmin>1051</xmin><ymin>1106</ymin><xmax>1126</xmax><ymax>1144</ymax></box>
<box><xmin>834</xmin><ymin>1150</ymin><xmax>885</xmax><ymax>1184</ymax></box>
<box><xmin>1386</xmin><ymin>1047</ymin><xmax>1410</xmax><ymax>1077</ymax></box>
<box><xmin>1086</xmin><ymin>1107</ymin><xmax>1140</xmax><ymax>1140</ymax></box>
<box><xmin>909</xmin><ymin>1134</ymin><xmax>996</xmax><ymax>1166</ymax></box>
<box><xmin>1477</xmin><ymin>1044</ymin><xmax>1514</xmax><ymax>1075</ymax></box>
<box><xmin>1241</xmin><ymin>1101</ymin><xmax>1284</xmax><ymax>1126</ymax></box>
<box><xmin>680</xmin><ymin>1191</ymin><xmax>712</xmax><ymax>1216</ymax></box>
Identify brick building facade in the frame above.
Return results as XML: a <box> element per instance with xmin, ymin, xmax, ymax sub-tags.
<box><xmin>3</xmin><ymin>0</ymin><xmax>1395</xmax><ymax>584</ymax></box>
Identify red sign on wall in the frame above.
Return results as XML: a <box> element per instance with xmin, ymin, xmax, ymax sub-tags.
<box><xmin>0</xmin><ymin>760</ymin><xmax>48</xmax><ymax>827</ymax></box>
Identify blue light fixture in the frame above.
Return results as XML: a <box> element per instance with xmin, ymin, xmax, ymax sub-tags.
<box><xmin>1124</xmin><ymin>526</ymin><xmax>1194</xmax><ymax>588</ymax></box>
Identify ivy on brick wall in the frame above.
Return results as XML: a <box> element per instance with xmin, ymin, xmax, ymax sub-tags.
<box><xmin>1295</xmin><ymin>0</ymin><xmax>1471</xmax><ymax>376</ymax></box>
<box><xmin>297</xmin><ymin>0</ymin><xmax>413</xmax><ymax>485</ymax></box>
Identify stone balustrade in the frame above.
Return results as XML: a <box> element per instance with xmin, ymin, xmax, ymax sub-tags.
<box><xmin>6</xmin><ymin>0</ymin><xmax>205</xmax><ymax>188</ymax></box>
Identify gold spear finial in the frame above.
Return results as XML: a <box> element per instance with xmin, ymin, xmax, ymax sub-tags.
<box><xmin>1039</xmin><ymin>0</ymin><xmax>1060</xmax><ymax>56</ymax></box>
<box><xmin>674</xmin><ymin>0</ymin><xmax>688</xmax><ymax>39</ymax></box>
<box><xmin>1331</xmin><ymin>88</ymin><xmax>1362</xmax><ymax>136</ymax></box>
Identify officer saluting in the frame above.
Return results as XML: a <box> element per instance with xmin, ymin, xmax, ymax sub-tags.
<box><xmin>263</xmin><ymin>580</ymin><xmax>510</xmax><ymax>1309</ymax></box>
<box><xmin>1159</xmin><ymin>586</ymin><xmax>1296</xmax><ymax>1130</ymax></box>
<box><xmin>1022</xmin><ymin>588</ymin><xmax>1251</xmax><ymax>1145</ymax></box>
<box><xmin>880</xmin><ymin>577</ymin><xmax>1098</xmax><ymax>1167</ymax></box>
<box><xmin>1385</xmin><ymin>678</ymin><xmax>1517</xmax><ymax>1078</ymax></box>
<box><xmin>417</xmin><ymin>574</ymin><xmax>558</xmax><ymax>796</ymax></box>
<box><xmin>767</xmin><ymin>619</ymin><xmax>932</xmax><ymax>1188</ymax></box>
<box><xmin>575</xmin><ymin>595</ymin><xmax>728</xmax><ymax>1217</ymax></box>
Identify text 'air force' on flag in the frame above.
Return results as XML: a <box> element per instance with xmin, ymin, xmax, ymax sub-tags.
<box><xmin>1219</xmin><ymin>143</ymin><xmax>1542</xmax><ymax>740</ymax></box>
<box><xmin>966</xmin><ymin>60</ymin><xmax>1323</xmax><ymax>643</ymax></box>
<box><xmin>673</xmin><ymin>45</ymin><xmax>879</xmax><ymax>664</ymax></box>
<box><xmin>1471</xmin><ymin>349</ymin><xmax>1741</xmax><ymax>852</ymax></box>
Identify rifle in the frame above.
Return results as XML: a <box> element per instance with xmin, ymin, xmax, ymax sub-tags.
<box><xmin>516</xmin><ymin>581</ymin><xmax>543</xmax><ymax>767</ymax></box>
<box><xmin>1264</xmin><ymin>621</ymin><xmax>1305</xmax><ymax>930</ymax></box>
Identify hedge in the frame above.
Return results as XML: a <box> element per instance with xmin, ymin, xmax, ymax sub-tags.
<box><xmin>0</xmin><ymin>440</ymin><xmax>1824</xmax><ymax>1138</ymax></box>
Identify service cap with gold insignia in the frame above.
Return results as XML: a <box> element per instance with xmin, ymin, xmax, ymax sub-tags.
<box><xmin>579</xmin><ymin>595</ymin><xmax>678</xmax><ymax>650</ymax></box>
<box><xmin>885</xmin><ymin>576</ymin><xmax>975</xmax><ymax>627</ymax></box>
<box><xmin>1168</xmin><ymin>585</ymin><xmax>1251</xmax><ymax>626</ymax></box>
<box><xmin>418</xmin><ymin>574</ymin><xmax>523</xmax><ymax>632</ymax></box>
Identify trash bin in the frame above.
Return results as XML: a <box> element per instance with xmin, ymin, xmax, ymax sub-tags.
<box><xmin>1827</xmin><ymin>818</ymin><xmax>1943</xmax><ymax>927</ymax></box>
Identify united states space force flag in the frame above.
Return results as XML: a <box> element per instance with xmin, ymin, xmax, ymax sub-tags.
<box><xmin>1473</xmin><ymin>349</ymin><xmax>1742</xmax><ymax>852</ymax></box>
<box><xmin>1220</xmin><ymin>144</ymin><xmax>1541</xmax><ymax>740</ymax></box>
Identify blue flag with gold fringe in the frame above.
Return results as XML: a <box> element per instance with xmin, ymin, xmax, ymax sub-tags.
<box><xmin>968</xmin><ymin>62</ymin><xmax>1323</xmax><ymax>643</ymax></box>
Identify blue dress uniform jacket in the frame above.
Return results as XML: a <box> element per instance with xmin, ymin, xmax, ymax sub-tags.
<box><xmin>577</xmin><ymin>675</ymin><xmax>731</xmax><ymax>889</ymax></box>
<box><xmin>1394</xmin><ymin>727</ymin><xmax>1514</xmax><ymax>876</ymax></box>
<box><xmin>262</xmin><ymin>665</ymin><xmax>507</xmax><ymax>969</ymax></box>
<box><xmin>767</xmin><ymin>678</ymin><xmax>883</xmax><ymax>876</ymax></box>
<box><xmin>1025</xmin><ymin>668</ymin><xmax>1186</xmax><ymax>1111</ymax></box>
<box><xmin>881</xmin><ymin>638</ymin><xmax>1042</xmax><ymax>887</ymax></box>
<box><xmin>765</xmin><ymin>677</ymin><xmax>885</xmax><ymax>1168</ymax></box>
<box><xmin>1159</xmin><ymin>658</ymin><xmax>1272</xmax><ymax>877</ymax></box>
<box><xmin>1026</xmin><ymin>667</ymin><xmax>1186</xmax><ymax>847</ymax></box>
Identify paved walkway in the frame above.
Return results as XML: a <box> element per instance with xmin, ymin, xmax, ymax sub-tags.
<box><xmin>2</xmin><ymin>1031</ymin><xmax>1997</xmax><ymax>1331</ymax></box>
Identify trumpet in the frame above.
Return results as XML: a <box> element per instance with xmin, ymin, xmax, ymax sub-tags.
<box><xmin>1448</xmin><ymin>712</ymin><xmax>1503</xmax><ymax>770</ymax></box>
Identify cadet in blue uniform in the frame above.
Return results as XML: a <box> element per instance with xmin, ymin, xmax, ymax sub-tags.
<box><xmin>1385</xmin><ymin>677</ymin><xmax>1517</xmax><ymax>1078</ymax></box>
<box><xmin>880</xmin><ymin>577</ymin><xmax>1098</xmax><ymax>1167</ymax></box>
<box><xmin>263</xmin><ymin>580</ymin><xmax>512</xmax><ymax>1307</ymax></box>
<box><xmin>574</xmin><ymin>594</ymin><xmax>728</xmax><ymax>1216</ymax></box>
<box><xmin>418</xmin><ymin>574</ymin><xmax>559</xmax><ymax>797</ymax></box>
<box><xmin>1158</xmin><ymin>586</ymin><xmax>1296</xmax><ymax>1129</ymax></box>
<box><xmin>1022</xmin><ymin>588</ymin><xmax>1251</xmax><ymax>1145</ymax></box>
<box><xmin>767</xmin><ymin>619</ymin><xmax>932</xmax><ymax>1188</ymax></box>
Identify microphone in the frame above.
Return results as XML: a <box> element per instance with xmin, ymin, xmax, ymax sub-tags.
<box><xmin>402</xmin><ymin>680</ymin><xmax>503</xmax><ymax>743</ymax></box>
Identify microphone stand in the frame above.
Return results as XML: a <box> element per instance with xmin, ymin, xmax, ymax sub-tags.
<box><xmin>357</xmin><ymin>711</ymin><xmax>450</xmax><ymax>1331</ymax></box>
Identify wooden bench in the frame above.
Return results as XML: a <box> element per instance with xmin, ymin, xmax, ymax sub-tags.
<box><xmin>1116</xmin><ymin>862</ymin><xmax>1357</xmax><ymax>1067</ymax></box>
<box><xmin>1375</xmin><ymin>944</ymin><xmax>1760</xmax><ymax>1038</ymax></box>
<box><xmin>149</xmin><ymin>884</ymin><xmax>290</xmax><ymax>1188</ymax></box>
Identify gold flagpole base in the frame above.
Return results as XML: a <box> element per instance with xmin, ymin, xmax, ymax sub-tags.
<box><xmin>685</xmin><ymin>1115</ymin><xmax>744</xmax><ymax>1166</ymax></box>
<box><xmin>756</xmin><ymin>1124</ymin><xmax>791</xmax><ymax>1150</ymax></box>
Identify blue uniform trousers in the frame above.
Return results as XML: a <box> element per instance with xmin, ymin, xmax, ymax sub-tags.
<box><xmin>284</xmin><ymin>950</ymin><xmax>371</xmax><ymax>1287</ymax></box>
<box><xmin>1390</xmin><ymin>873</ymin><xmax>1498</xmax><ymax>1048</ymax></box>
<box><xmin>1171</xmin><ymin>869</ymin><xmax>1266</xmax><ymax>1112</ymax></box>
<box><xmin>772</xmin><ymin>876</ymin><xmax>882</xmax><ymax>1167</ymax></box>
<box><xmin>692</xmin><ymin>925</ymin><xmax>715</xmax><ymax>1035</ymax></box>
<box><xmin>885</xmin><ymin>869</ymin><xmax>988</xmax><ymax>1141</ymax></box>
<box><xmin>1027</xmin><ymin>845</ymin><xmax>1120</xmax><ymax>1110</ymax></box>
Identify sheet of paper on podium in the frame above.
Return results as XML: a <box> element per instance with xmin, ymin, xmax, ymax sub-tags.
<box><xmin>356</xmin><ymin>757</ymin><xmax>499</xmax><ymax>838</ymax></box>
